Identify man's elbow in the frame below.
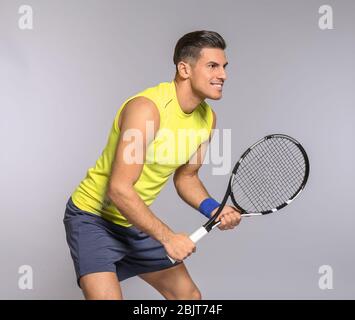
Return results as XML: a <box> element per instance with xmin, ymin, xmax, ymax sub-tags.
<box><xmin>173</xmin><ymin>172</ymin><xmax>184</xmax><ymax>188</ymax></box>
<box><xmin>107</xmin><ymin>185</ymin><xmax>121</xmax><ymax>203</ymax></box>
<box><xmin>107</xmin><ymin>181</ymin><xmax>133</xmax><ymax>202</ymax></box>
<box><xmin>173</xmin><ymin>171</ymin><xmax>198</xmax><ymax>189</ymax></box>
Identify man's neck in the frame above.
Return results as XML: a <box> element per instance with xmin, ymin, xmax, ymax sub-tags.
<box><xmin>173</xmin><ymin>79</ymin><xmax>204</xmax><ymax>114</ymax></box>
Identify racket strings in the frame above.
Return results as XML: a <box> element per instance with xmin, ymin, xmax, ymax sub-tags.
<box><xmin>235</xmin><ymin>140</ymin><xmax>305</xmax><ymax>211</ymax></box>
<box><xmin>234</xmin><ymin>152</ymin><xmax>289</xmax><ymax>210</ymax></box>
<box><xmin>267</xmin><ymin>139</ymin><xmax>305</xmax><ymax>179</ymax></box>
<box><xmin>234</xmin><ymin>152</ymin><xmax>284</xmax><ymax>208</ymax></box>
<box><xmin>268</xmin><ymin>140</ymin><xmax>306</xmax><ymax>192</ymax></box>
<box><xmin>242</xmin><ymin>141</ymin><xmax>305</xmax><ymax>208</ymax></box>
<box><xmin>234</xmin><ymin>157</ymin><xmax>297</xmax><ymax>212</ymax></box>
<box><xmin>234</xmin><ymin>143</ymin><xmax>297</xmax><ymax>206</ymax></box>
<box><xmin>259</xmin><ymin>140</ymin><xmax>304</xmax><ymax>192</ymax></box>
<box><xmin>232</xmin><ymin>137</ymin><xmax>306</xmax><ymax>213</ymax></box>
<box><xmin>258</xmin><ymin>141</ymin><xmax>303</xmax><ymax>200</ymax></box>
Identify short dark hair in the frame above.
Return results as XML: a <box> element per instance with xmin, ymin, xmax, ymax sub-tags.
<box><xmin>173</xmin><ymin>30</ymin><xmax>226</xmax><ymax>70</ymax></box>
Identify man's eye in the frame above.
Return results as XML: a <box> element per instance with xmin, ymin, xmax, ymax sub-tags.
<box><xmin>208</xmin><ymin>64</ymin><xmax>216</xmax><ymax>68</ymax></box>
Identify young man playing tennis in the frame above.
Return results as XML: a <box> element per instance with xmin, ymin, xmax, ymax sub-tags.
<box><xmin>64</xmin><ymin>30</ymin><xmax>241</xmax><ymax>300</ymax></box>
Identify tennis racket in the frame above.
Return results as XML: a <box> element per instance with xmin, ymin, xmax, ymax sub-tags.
<box><xmin>168</xmin><ymin>134</ymin><xmax>309</xmax><ymax>263</ymax></box>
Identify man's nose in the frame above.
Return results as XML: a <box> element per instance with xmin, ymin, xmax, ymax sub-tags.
<box><xmin>219</xmin><ymin>68</ymin><xmax>227</xmax><ymax>81</ymax></box>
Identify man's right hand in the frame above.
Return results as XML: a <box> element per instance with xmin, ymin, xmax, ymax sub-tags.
<box><xmin>163</xmin><ymin>233</ymin><xmax>196</xmax><ymax>262</ymax></box>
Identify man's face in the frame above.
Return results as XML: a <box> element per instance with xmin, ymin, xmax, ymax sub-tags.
<box><xmin>189</xmin><ymin>48</ymin><xmax>228</xmax><ymax>100</ymax></box>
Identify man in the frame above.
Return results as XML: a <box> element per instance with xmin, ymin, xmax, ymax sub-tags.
<box><xmin>64</xmin><ymin>30</ymin><xmax>241</xmax><ymax>300</ymax></box>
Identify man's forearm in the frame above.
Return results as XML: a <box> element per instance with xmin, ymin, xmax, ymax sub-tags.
<box><xmin>107</xmin><ymin>187</ymin><xmax>174</xmax><ymax>244</ymax></box>
<box><xmin>174</xmin><ymin>174</ymin><xmax>211</xmax><ymax>210</ymax></box>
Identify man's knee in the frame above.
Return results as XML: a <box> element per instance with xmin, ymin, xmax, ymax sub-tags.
<box><xmin>190</xmin><ymin>287</ymin><xmax>202</xmax><ymax>300</ymax></box>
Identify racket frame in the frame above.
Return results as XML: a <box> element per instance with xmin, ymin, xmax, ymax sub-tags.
<box><xmin>168</xmin><ymin>134</ymin><xmax>309</xmax><ymax>263</ymax></box>
<box><xmin>204</xmin><ymin>134</ymin><xmax>309</xmax><ymax>232</ymax></box>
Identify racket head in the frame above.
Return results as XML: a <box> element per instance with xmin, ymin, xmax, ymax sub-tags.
<box><xmin>230</xmin><ymin>134</ymin><xmax>309</xmax><ymax>215</ymax></box>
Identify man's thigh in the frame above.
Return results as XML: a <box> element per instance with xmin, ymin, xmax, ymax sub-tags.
<box><xmin>138</xmin><ymin>263</ymin><xmax>201</xmax><ymax>300</ymax></box>
<box><xmin>80</xmin><ymin>271</ymin><xmax>123</xmax><ymax>300</ymax></box>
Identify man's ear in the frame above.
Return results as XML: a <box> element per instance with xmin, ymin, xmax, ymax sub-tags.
<box><xmin>177</xmin><ymin>61</ymin><xmax>192</xmax><ymax>79</ymax></box>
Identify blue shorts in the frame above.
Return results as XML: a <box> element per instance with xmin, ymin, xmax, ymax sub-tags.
<box><xmin>63</xmin><ymin>197</ymin><xmax>179</xmax><ymax>286</ymax></box>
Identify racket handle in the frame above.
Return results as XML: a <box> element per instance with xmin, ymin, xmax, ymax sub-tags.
<box><xmin>167</xmin><ymin>255</ymin><xmax>176</xmax><ymax>264</ymax></box>
<box><xmin>167</xmin><ymin>227</ymin><xmax>209</xmax><ymax>264</ymax></box>
<box><xmin>189</xmin><ymin>226</ymin><xmax>208</xmax><ymax>243</ymax></box>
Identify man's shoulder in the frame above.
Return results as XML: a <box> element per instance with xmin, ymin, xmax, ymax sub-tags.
<box><xmin>137</xmin><ymin>81</ymin><xmax>174</xmax><ymax>109</ymax></box>
<box><xmin>139</xmin><ymin>81</ymin><xmax>172</xmax><ymax>95</ymax></box>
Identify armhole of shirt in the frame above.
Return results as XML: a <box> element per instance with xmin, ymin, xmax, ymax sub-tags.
<box><xmin>206</xmin><ymin>104</ymin><xmax>215</xmax><ymax>140</ymax></box>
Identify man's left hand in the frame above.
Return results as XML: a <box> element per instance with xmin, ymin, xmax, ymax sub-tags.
<box><xmin>211</xmin><ymin>205</ymin><xmax>242</xmax><ymax>230</ymax></box>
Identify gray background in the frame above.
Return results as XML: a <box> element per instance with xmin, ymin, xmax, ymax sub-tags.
<box><xmin>0</xmin><ymin>0</ymin><xmax>354</xmax><ymax>299</ymax></box>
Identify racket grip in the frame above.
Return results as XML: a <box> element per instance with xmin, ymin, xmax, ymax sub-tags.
<box><xmin>167</xmin><ymin>227</ymin><xmax>208</xmax><ymax>264</ymax></box>
<box><xmin>189</xmin><ymin>226</ymin><xmax>208</xmax><ymax>243</ymax></box>
<box><xmin>167</xmin><ymin>255</ymin><xmax>176</xmax><ymax>264</ymax></box>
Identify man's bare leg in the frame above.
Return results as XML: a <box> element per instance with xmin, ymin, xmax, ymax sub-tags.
<box><xmin>139</xmin><ymin>263</ymin><xmax>201</xmax><ymax>300</ymax></box>
<box><xmin>79</xmin><ymin>271</ymin><xmax>123</xmax><ymax>300</ymax></box>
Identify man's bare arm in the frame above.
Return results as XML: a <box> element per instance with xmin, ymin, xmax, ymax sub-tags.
<box><xmin>173</xmin><ymin>111</ymin><xmax>241</xmax><ymax>230</ymax></box>
<box><xmin>173</xmin><ymin>110</ymin><xmax>217</xmax><ymax>209</ymax></box>
<box><xmin>107</xmin><ymin>97</ymin><xmax>195</xmax><ymax>260</ymax></box>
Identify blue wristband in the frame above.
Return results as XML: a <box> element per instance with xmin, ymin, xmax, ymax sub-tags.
<box><xmin>198</xmin><ymin>198</ymin><xmax>220</xmax><ymax>218</ymax></box>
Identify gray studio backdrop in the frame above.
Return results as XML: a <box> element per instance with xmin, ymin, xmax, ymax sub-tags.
<box><xmin>0</xmin><ymin>0</ymin><xmax>354</xmax><ymax>299</ymax></box>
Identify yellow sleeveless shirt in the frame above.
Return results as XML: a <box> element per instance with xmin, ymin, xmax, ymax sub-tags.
<box><xmin>71</xmin><ymin>81</ymin><xmax>214</xmax><ymax>227</ymax></box>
